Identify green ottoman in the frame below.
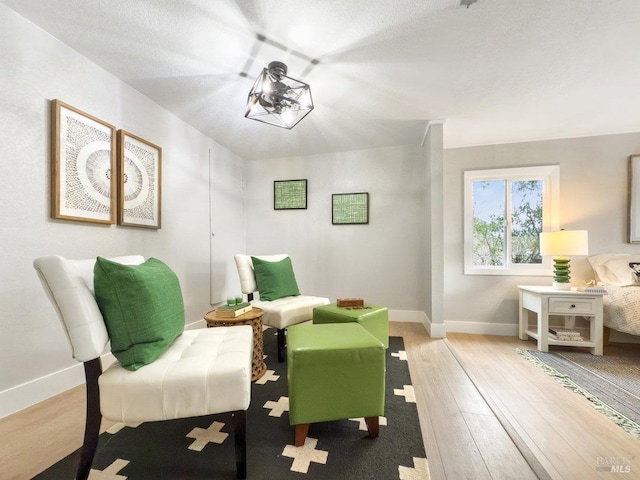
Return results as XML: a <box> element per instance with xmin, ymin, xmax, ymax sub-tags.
<box><xmin>287</xmin><ymin>323</ymin><xmax>385</xmax><ymax>446</ymax></box>
<box><xmin>313</xmin><ymin>303</ymin><xmax>389</xmax><ymax>348</ymax></box>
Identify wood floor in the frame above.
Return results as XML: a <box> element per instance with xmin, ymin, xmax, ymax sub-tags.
<box><xmin>2</xmin><ymin>324</ymin><xmax>640</xmax><ymax>479</ymax></box>
<box><xmin>393</xmin><ymin>324</ymin><xmax>640</xmax><ymax>480</ymax></box>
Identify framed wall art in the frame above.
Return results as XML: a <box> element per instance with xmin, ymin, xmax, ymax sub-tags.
<box><xmin>274</xmin><ymin>179</ymin><xmax>307</xmax><ymax>210</ymax></box>
<box><xmin>117</xmin><ymin>130</ymin><xmax>162</xmax><ymax>229</ymax></box>
<box><xmin>332</xmin><ymin>192</ymin><xmax>369</xmax><ymax>225</ymax></box>
<box><xmin>51</xmin><ymin>99</ymin><xmax>116</xmax><ymax>224</ymax></box>
<box><xmin>629</xmin><ymin>155</ymin><xmax>640</xmax><ymax>243</ymax></box>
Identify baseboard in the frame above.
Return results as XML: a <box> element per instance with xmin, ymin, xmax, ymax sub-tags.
<box><xmin>0</xmin><ymin>362</ymin><xmax>84</xmax><ymax>420</ymax></box>
<box><xmin>389</xmin><ymin>309</ymin><xmax>446</xmax><ymax>338</ymax></box>
<box><xmin>445</xmin><ymin>320</ymin><xmax>519</xmax><ymax>336</ymax></box>
<box><xmin>389</xmin><ymin>312</ymin><xmax>518</xmax><ymax>337</ymax></box>
<box><xmin>0</xmin><ymin>318</ymin><xmax>206</xmax><ymax>420</ymax></box>
<box><xmin>428</xmin><ymin>321</ymin><xmax>447</xmax><ymax>338</ymax></box>
<box><xmin>186</xmin><ymin>318</ymin><xmax>207</xmax><ymax>329</ymax></box>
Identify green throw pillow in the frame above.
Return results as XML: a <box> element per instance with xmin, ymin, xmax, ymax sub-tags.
<box><xmin>251</xmin><ymin>256</ymin><xmax>301</xmax><ymax>301</ymax></box>
<box><xmin>94</xmin><ymin>257</ymin><xmax>185</xmax><ymax>371</ymax></box>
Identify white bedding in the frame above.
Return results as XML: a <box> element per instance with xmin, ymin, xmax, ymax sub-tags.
<box><xmin>602</xmin><ymin>284</ymin><xmax>640</xmax><ymax>336</ymax></box>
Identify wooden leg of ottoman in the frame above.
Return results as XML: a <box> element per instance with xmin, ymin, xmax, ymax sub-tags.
<box><xmin>294</xmin><ymin>423</ymin><xmax>310</xmax><ymax>447</ymax></box>
<box><xmin>364</xmin><ymin>416</ymin><xmax>379</xmax><ymax>438</ymax></box>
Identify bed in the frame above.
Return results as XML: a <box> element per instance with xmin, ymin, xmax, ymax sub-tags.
<box><xmin>588</xmin><ymin>254</ymin><xmax>640</xmax><ymax>337</ymax></box>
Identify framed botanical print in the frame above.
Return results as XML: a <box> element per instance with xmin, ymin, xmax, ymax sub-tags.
<box><xmin>117</xmin><ymin>130</ymin><xmax>162</xmax><ymax>229</ymax></box>
<box><xmin>51</xmin><ymin>99</ymin><xmax>116</xmax><ymax>224</ymax></box>
<box><xmin>332</xmin><ymin>192</ymin><xmax>369</xmax><ymax>225</ymax></box>
<box><xmin>274</xmin><ymin>179</ymin><xmax>307</xmax><ymax>210</ymax></box>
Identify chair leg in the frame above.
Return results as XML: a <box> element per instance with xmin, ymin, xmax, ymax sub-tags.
<box><xmin>234</xmin><ymin>410</ymin><xmax>247</xmax><ymax>480</ymax></box>
<box><xmin>364</xmin><ymin>416</ymin><xmax>379</xmax><ymax>438</ymax></box>
<box><xmin>77</xmin><ymin>359</ymin><xmax>103</xmax><ymax>480</ymax></box>
<box><xmin>277</xmin><ymin>328</ymin><xmax>286</xmax><ymax>363</ymax></box>
<box><xmin>294</xmin><ymin>423</ymin><xmax>310</xmax><ymax>447</ymax></box>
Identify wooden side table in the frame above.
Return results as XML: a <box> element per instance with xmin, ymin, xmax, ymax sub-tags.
<box><xmin>518</xmin><ymin>285</ymin><xmax>604</xmax><ymax>355</ymax></box>
<box><xmin>204</xmin><ymin>307</ymin><xmax>267</xmax><ymax>380</ymax></box>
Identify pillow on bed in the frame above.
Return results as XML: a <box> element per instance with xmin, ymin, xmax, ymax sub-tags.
<box><xmin>631</xmin><ymin>262</ymin><xmax>640</xmax><ymax>283</ymax></box>
<box><xmin>587</xmin><ymin>254</ymin><xmax>640</xmax><ymax>286</ymax></box>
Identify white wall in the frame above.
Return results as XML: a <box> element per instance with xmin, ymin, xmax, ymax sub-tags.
<box><xmin>243</xmin><ymin>145</ymin><xmax>427</xmax><ymax>312</ymax></box>
<box><xmin>6</xmin><ymin>0</ymin><xmax>640</xmax><ymax>420</ymax></box>
<box><xmin>423</xmin><ymin>123</ymin><xmax>445</xmax><ymax>337</ymax></box>
<box><xmin>0</xmin><ymin>5</ymin><xmax>245</xmax><ymax>417</ymax></box>
<box><xmin>443</xmin><ymin>133</ymin><xmax>640</xmax><ymax>334</ymax></box>
<box><xmin>209</xmin><ymin>149</ymin><xmax>247</xmax><ymax>304</ymax></box>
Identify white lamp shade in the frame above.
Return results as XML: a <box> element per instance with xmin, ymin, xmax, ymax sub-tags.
<box><xmin>539</xmin><ymin>230</ymin><xmax>589</xmax><ymax>256</ymax></box>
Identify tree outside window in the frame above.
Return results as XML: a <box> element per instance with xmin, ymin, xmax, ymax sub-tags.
<box><xmin>464</xmin><ymin>166</ymin><xmax>559</xmax><ymax>276</ymax></box>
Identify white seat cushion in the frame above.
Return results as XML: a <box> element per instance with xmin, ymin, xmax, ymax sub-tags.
<box><xmin>234</xmin><ymin>253</ymin><xmax>330</xmax><ymax>330</ymax></box>
<box><xmin>252</xmin><ymin>295</ymin><xmax>331</xmax><ymax>330</ymax></box>
<box><xmin>99</xmin><ymin>326</ymin><xmax>253</xmax><ymax>423</ymax></box>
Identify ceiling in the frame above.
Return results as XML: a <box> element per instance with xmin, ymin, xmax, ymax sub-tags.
<box><xmin>4</xmin><ymin>0</ymin><xmax>640</xmax><ymax>160</ymax></box>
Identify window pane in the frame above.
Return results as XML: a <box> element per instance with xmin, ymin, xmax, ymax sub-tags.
<box><xmin>472</xmin><ymin>180</ymin><xmax>506</xmax><ymax>266</ymax></box>
<box><xmin>511</xmin><ymin>180</ymin><xmax>543</xmax><ymax>264</ymax></box>
<box><xmin>464</xmin><ymin>165</ymin><xmax>558</xmax><ymax>276</ymax></box>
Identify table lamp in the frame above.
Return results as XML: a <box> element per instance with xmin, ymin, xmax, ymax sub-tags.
<box><xmin>539</xmin><ymin>230</ymin><xmax>589</xmax><ymax>290</ymax></box>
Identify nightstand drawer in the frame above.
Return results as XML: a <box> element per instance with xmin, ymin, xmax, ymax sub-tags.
<box><xmin>548</xmin><ymin>297</ymin><xmax>596</xmax><ymax>315</ymax></box>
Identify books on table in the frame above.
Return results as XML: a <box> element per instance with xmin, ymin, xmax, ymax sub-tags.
<box><xmin>216</xmin><ymin>302</ymin><xmax>252</xmax><ymax>318</ymax></box>
<box><xmin>578</xmin><ymin>286</ymin><xmax>607</xmax><ymax>294</ymax></box>
<box><xmin>548</xmin><ymin>327</ymin><xmax>583</xmax><ymax>341</ymax></box>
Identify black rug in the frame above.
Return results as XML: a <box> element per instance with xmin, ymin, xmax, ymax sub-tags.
<box><xmin>36</xmin><ymin>329</ymin><xmax>428</xmax><ymax>479</ymax></box>
<box><xmin>518</xmin><ymin>346</ymin><xmax>640</xmax><ymax>439</ymax></box>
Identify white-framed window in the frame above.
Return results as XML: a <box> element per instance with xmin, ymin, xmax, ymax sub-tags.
<box><xmin>464</xmin><ymin>165</ymin><xmax>559</xmax><ymax>276</ymax></box>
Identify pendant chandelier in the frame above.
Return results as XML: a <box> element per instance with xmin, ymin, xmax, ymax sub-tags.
<box><xmin>245</xmin><ymin>61</ymin><xmax>314</xmax><ymax>129</ymax></box>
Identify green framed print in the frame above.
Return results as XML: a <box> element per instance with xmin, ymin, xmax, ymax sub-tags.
<box><xmin>274</xmin><ymin>179</ymin><xmax>307</xmax><ymax>210</ymax></box>
<box><xmin>332</xmin><ymin>192</ymin><xmax>369</xmax><ymax>225</ymax></box>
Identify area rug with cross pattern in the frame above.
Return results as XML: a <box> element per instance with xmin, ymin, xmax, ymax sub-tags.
<box><xmin>35</xmin><ymin>328</ymin><xmax>429</xmax><ymax>479</ymax></box>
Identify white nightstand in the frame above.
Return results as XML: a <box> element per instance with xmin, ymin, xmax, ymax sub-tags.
<box><xmin>518</xmin><ymin>285</ymin><xmax>604</xmax><ymax>355</ymax></box>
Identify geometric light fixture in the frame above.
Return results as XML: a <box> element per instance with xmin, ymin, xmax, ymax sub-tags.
<box><xmin>539</xmin><ymin>229</ymin><xmax>589</xmax><ymax>290</ymax></box>
<box><xmin>245</xmin><ymin>61</ymin><xmax>314</xmax><ymax>129</ymax></box>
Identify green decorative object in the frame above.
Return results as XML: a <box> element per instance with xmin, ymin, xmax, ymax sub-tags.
<box><xmin>332</xmin><ymin>192</ymin><xmax>369</xmax><ymax>225</ymax></box>
<box><xmin>274</xmin><ymin>179</ymin><xmax>307</xmax><ymax>210</ymax></box>
<box><xmin>251</xmin><ymin>256</ymin><xmax>301</xmax><ymax>301</ymax></box>
<box><xmin>93</xmin><ymin>257</ymin><xmax>184</xmax><ymax>371</ymax></box>
<box><xmin>540</xmin><ymin>230</ymin><xmax>589</xmax><ymax>290</ymax></box>
<box><xmin>552</xmin><ymin>257</ymin><xmax>571</xmax><ymax>283</ymax></box>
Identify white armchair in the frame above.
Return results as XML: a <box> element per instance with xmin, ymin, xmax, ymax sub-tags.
<box><xmin>33</xmin><ymin>255</ymin><xmax>253</xmax><ymax>480</ymax></box>
<box><xmin>234</xmin><ymin>254</ymin><xmax>330</xmax><ymax>362</ymax></box>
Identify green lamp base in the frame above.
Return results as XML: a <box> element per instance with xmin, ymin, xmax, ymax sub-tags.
<box><xmin>552</xmin><ymin>257</ymin><xmax>572</xmax><ymax>290</ymax></box>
